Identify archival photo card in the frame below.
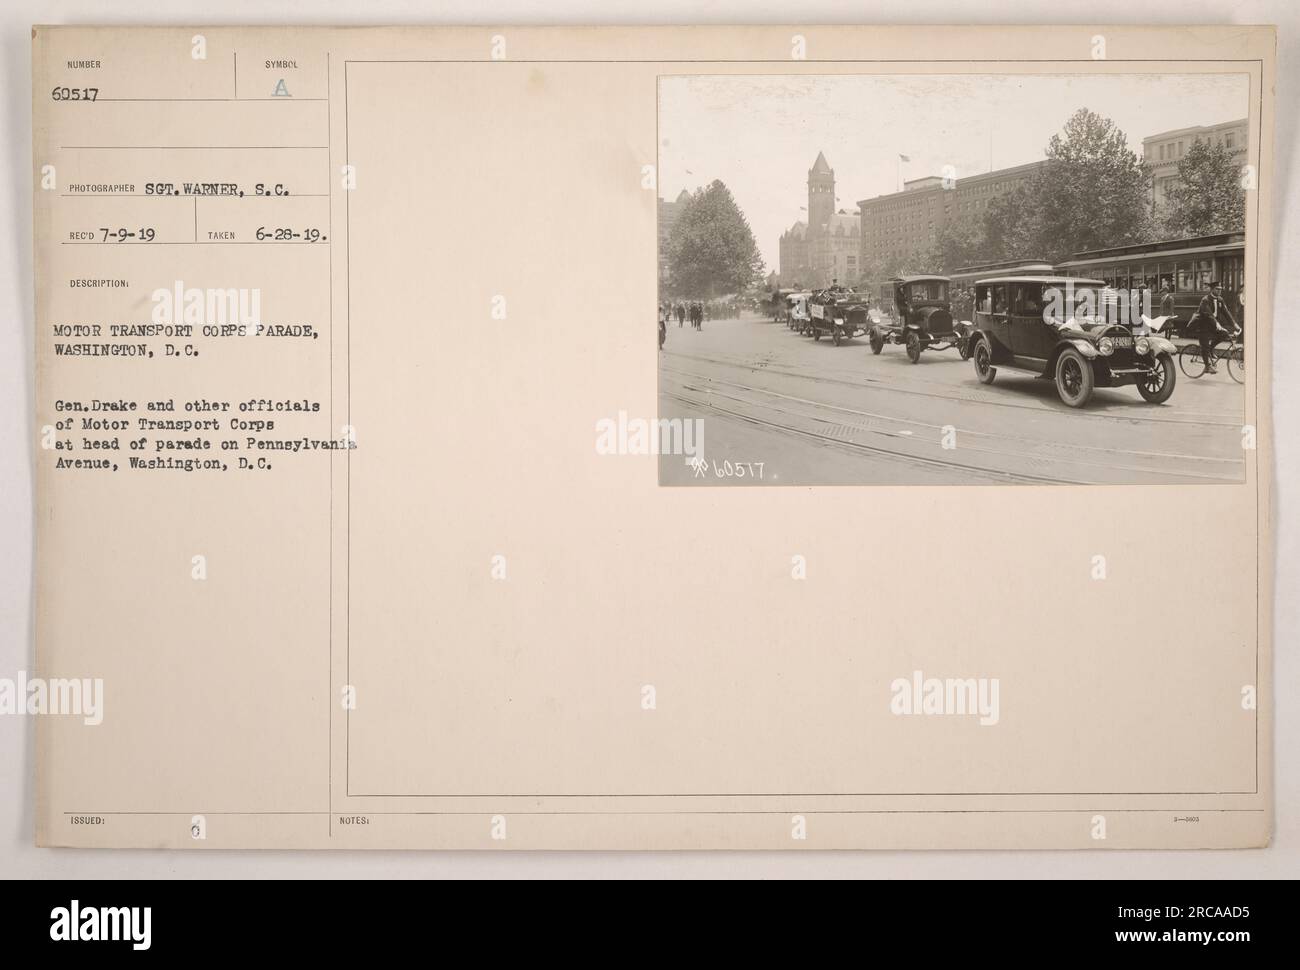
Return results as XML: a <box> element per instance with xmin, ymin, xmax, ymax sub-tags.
<box><xmin>31</xmin><ymin>25</ymin><xmax>1273</xmax><ymax>851</ymax></box>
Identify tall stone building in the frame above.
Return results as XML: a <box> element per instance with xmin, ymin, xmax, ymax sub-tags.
<box><xmin>856</xmin><ymin>161</ymin><xmax>1044</xmax><ymax>278</ymax></box>
<box><xmin>1142</xmin><ymin>118</ymin><xmax>1248</xmax><ymax>211</ymax></box>
<box><xmin>779</xmin><ymin>152</ymin><xmax>861</xmax><ymax>289</ymax></box>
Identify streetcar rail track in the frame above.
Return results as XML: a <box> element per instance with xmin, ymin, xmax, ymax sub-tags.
<box><xmin>663</xmin><ymin>373</ymin><xmax>1241</xmax><ymax>484</ymax></box>
<box><xmin>662</xmin><ymin>348</ymin><xmax>1242</xmax><ymax>429</ymax></box>
<box><xmin>662</xmin><ymin>388</ymin><xmax>1086</xmax><ymax>485</ymax></box>
<box><xmin>662</xmin><ymin>364</ymin><xmax>1242</xmax><ymax>472</ymax></box>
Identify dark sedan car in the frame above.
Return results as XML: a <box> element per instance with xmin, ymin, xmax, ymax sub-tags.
<box><xmin>967</xmin><ymin>276</ymin><xmax>1178</xmax><ymax>408</ymax></box>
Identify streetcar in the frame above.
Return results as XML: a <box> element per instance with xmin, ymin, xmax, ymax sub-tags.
<box><xmin>1055</xmin><ymin>232</ymin><xmax>1245</xmax><ymax>338</ymax></box>
<box><xmin>948</xmin><ymin>258</ymin><xmax>1055</xmax><ymax>290</ymax></box>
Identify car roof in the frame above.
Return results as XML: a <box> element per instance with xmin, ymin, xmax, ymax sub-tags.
<box><xmin>975</xmin><ymin>276</ymin><xmax>1105</xmax><ymax>285</ymax></box>
<box><xmin>894</xmin><ymin>275</ymin><xmax>950</xmax><ymax>283</ymax></box>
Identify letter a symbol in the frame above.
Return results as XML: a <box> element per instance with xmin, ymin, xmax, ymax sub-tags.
<box><xmin>272</xmin><ymin>79</ymin><xmax>291</xmax><ymax>97</ymax></box>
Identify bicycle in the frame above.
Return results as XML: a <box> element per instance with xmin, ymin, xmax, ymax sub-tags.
<box><xmin>1177</xmin><ymin>329</ymin><xmax>1244</xmax><ymax>384</ymax></box>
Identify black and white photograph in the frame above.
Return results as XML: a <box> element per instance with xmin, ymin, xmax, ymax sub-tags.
<box><xmin>657</xmin><ymin>73</ymin><xmax>1252</xmax><ymax>485</ymax></box>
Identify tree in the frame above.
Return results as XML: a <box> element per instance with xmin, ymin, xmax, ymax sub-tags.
<box><xmin>1161</xmin><ymin>139</ymin><xmax>1246</xmax><ymax>237</ymax></box>
<box><xmin>857</xmin><ymin>254</ymin><xmax>891</xmax><ymax>287</ymax></box>
<box><xmin>860</xmin><ymin>248</ymin><xmax>936</xmax><ymax>282</ymax></box>
<box><xmin>982</xmin><ymin>185</ymin><xmax>1034</xmax><ymax>263</ymax></box>
<box><xmin>988</xmin><ymin>109</ymin><xmax>1155</xmax><ymax>264</ymax></box>
<box><xmin>927</xmin><ymin>210</ymin><xmax>986</xmax><ymax>273</ymax></box>
<box><xmin>666</xmin><ymin>180</ymin><xmax>765</xmax><ymax>297</ymax></box>
<box><xmin>896</xmin><ymin>246</ymin><xmax>944</xmax><ymax>276</ymax></box>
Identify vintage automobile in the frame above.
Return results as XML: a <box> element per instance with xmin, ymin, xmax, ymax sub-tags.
<box><xmin>807</xmin><ymin>285</ymin><xmax>871</xmax><ymax>345</ymax></box>
<box><xmin>867</xmin><ymin>275</ymin><xmax>968</xmax><ymax>363</ymax></box>
<box><xmin>966</xmin><ymin>276</ymin><xmax>1178</xmax><ymax>408</ymax></box>
<box><xmin>770</xmin><ymin>288</ymin><xmax>797</xmax><ymax>322</ymax></box>
<box><xmin>786</xmin><ymin>292</ymin><xmax>812</xmax><ymax>332</ymax></box>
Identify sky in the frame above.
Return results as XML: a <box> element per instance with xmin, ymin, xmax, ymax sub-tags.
<box><xmin>657</xmin><ymin>73</ymin><xmax>1250</xmax><ymax>272</ymax></box>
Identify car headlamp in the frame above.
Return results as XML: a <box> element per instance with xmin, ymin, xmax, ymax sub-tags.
<box><xmin>1136</xmin><ymin>337</ymin><xmax>1151</xmax><ymax>356</ymax></box>
<box><xmin>1098</xmin><ymin>336</ymin><xmax>1114</xmax><ymax>356</ymax></box>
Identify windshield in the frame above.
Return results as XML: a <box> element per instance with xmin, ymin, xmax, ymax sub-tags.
<box><xmin>906</xmin><ymin>280</ymin><xmax>948</xmax><ymax>302</ymax></box>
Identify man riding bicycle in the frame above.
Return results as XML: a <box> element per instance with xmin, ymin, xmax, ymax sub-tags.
<box><xmin>1190</xmin><ymin>280</ymin><xmax>1240</xmax><ymax>374</ymax></box>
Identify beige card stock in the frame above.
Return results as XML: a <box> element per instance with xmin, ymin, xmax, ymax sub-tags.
<box><xmin>32</xmin><ymin>25</ymin><xmax>1273</xmax><ymax>849</ymax></box>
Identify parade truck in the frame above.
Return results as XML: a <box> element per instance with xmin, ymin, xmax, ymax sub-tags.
<box><xmin>807</xmin><ymin>286</ymin><xmax>871</xmax><ymax>345</ymax></box>
<box><xmin>867</xmin><ymin>275</ymin><xmax>972</xmax><ymax>363</ymax></box>
<box><xmin>770</xmin><ymin>288</ymin><xmax>798</xmax><ymax>322</ymax></box>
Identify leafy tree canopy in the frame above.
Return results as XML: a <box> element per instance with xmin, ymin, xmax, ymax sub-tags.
<box><xmin>666</xmin><ymin>180</ymin><xmax>765</xmax><ymax>298</ymax></box>
<box><xmin>982</xmin><ymin>109</ymin><xmax>1155</xmax><ymax>264</ymax></box>
<box><xmin>1162</xmin><ymin>139</ymin><xmax>1246</xmax><ymax>238</ymax></box>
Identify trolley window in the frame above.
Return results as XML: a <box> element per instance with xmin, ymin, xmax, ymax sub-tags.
<box><xmin>1194</xmin><ymin>258</ymin><xmax>1214</xmax><ymax>291</ymax></box>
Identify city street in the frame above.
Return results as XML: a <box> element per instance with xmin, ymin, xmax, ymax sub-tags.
<box><xmin>658</xmin><ymin>312</ymin><xmax>1247</xmax><ymax>485</ymax></box>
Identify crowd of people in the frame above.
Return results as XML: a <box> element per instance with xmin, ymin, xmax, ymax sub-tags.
<box><xmin>664</xmin><ymin>299</ymin><xmax>744</xmax><ymax>326</ymax></box>
<box><xmin>658</xmin><ymin>298</ymin><xmax>749</xmax><ymax>347</ymax></box>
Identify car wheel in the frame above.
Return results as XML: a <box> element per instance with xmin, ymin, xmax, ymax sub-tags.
<box><xmin>1055</xmin><ymin>347</ymin><xmax>1094</xmax><ymax>408</ymax></box>
<box><xmin>832</xmin><ymin>327</ymin><xmax>842</xmax><ymax>346</ymax></box>
<box><xmin>869</xmin><ymin>329</ymin><xmax>884</xmax><ymax>354</ymax></box>
<box><xmin>1137</xmin><ymin>351</ymin><xmax>1176</xmax><ymax>404</ymax></box>
<box><xmin>973</xmin><ymin>337</ymin><xmax>996</xmax><ymax>384</ymax></box>
<box><xmin>905</xmin><ymin>332</ymin><xmax>922</xmax><ymax>363</ymax></box>
<box><xmin>957</xmin><ymin>337</ymin><xmax>971</xmax><ymax>360</ymax></box>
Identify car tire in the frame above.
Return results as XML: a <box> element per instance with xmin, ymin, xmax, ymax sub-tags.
<box><xmin>1137</xmin><ymin>352</ymin><xmax>1176</xmax><ymax>404</ymax></box>
<box><xmin>833</xmin><ymin>327</ymin><xmax>842</xmax><ymax>346</ymax></box>
<box><xmin>905</xmin><ymin>331</ymin><xmax>922</xmax><ymax>363</ymax></box>
<box><xmin>973</xmin><ymin>337</ymin><xmax>996</xmax><ymax>384</ymax></box>
<box><xmin>869</xmin><ymin>329</ymin><xmax>884</xmax><ymax>354</ymax></box>
<box><xmin>957</xmin><ymin>337</ymin><xmax>971</xmax><ymax>360</ymax></box>
<box><xmin>1055</xmin><ymin>347</ymin><xmax>1094</xmax><ymax>408</ymax></box>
